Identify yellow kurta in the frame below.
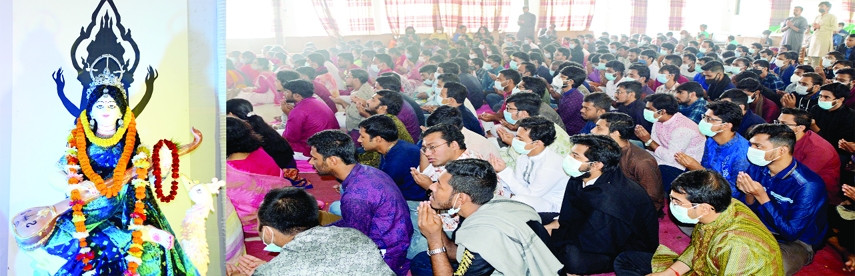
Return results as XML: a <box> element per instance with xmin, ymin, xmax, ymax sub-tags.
<box><xmin>808</xmin><ymin>13</ymin><xmax>838</xmax><ymax>57</ymax></box>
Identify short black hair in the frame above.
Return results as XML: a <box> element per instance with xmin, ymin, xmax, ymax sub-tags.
<box><xmin>437</xmin><ymin>73</ymin><xmax>460</xmax><ymax>84</ymax></box>
<box><xmin>450</xmin><ymin>57</ymin><xmax>470</xmax><ymax>74</ymax></box>
<box><xmin>226</xmin><ymin>117</ymin><xmax>263</xmax><ymax>156</ymax></box>
<box><xmin>499</xmin><ymin>69</ymin><xmax>521</xmax><ymax>85</ymax></box>
<box><xmin>307</xmin><ymin>53</ymin><xmax>326</xmax><ymax>65</ymax></box>
<box><xmin>276</xmin><ymin>70</ymin><xmax>302</xmax><ymax>85</ymax></box>
<box><xmin>443</xmin><ymin>82</ymin><xmax>469</xmax><ymax>104</ymax></box>
<box><xmin>569</xmin><ymin>134</ymin><xmax>622</xmax><ymax>172</ymax></box>
<box><xmin>439</xmin><ymin>62</ymin><xmax>461</xmax><ymax>75</ymax></box>
<box><xmin>419</xmin><ymin>64</ymin><xmax>438</xmax><ymax>74</ymax></box>
<box><xmin>736</xmin><ymin>78</ymin><xmax>763</xmax><ymax>92</ymax></box>
<box><xmin>701</xmin><ymin>60</ymin><xmax>724</xmax><ymax>73</ymax></box>
<box><xmin>645</xmin><ymin>94</ymin><xmax>680</xmax><ymax>115</ymax></box>
<box><xmin>747</xmin><ymin>124</ymin><xmax>796</xmax><ymax>154</ymax></box>
<box><xmin>375</xmin><ymin>90</ymin><xmax>403</xmax><ymax>115</ymax></box>
<box><xmin>282</xmin><ymin>79</ymin><xmax>315</xmax><ymax>98</ymax></box>
<box><xmin>671</xmin><ymin>170</ymin><xmax>732</xmax><ymax>212</ymax></box>
<box><xmin>664</xmin><ymin>54</ymin><xmax>683</xmax><ymax>67</ymax></box>
<box><xmin>426</xmin><ymin>105</ymin><xmax>463</xmax><ymax>128</ymax></box>
<box><xmin>520</xmin><ymin>76</ymin><xmax>548</xmax><ymax>98</ymax></box>
<box><xmin>257</xmin><ymin>187</ymin><xmax>320</xmax><ymax>235</ymax></box>
<box><xmin>518</xmin><ymin>116</ymin><xmax>556</xmax><ymax>146</ymax></box>
<box><xmin>559</xmin><ymin>66</ymin><xmax>587</xmax><ymax>88</ymax></box>
<box><xmin>295</xmin><ymin>66</ymin><xmax>317</xmax><ymax>79</ymax></box>
<box><xmin>752</xmin><ymin>59</ymin><xmax>771</xmax><ymax>70</ymax></box>
<box><xmin>719</xmin><ymin>89</ymin><xmax>750</xmax><ymax>108</ymax></box>
<box><xmin>374</xmin><ymin>53</ymin><xmax>394</xmax><ymax>68</ymax></box>
<box><xmin>446</xmin><ymin>159</ymin><xmax>497</xmax><ymax>205</ymax></box>
<box><xmin>660</xmin><ymin>65</ymin><xmax>680</xmax><ymax>81</ymax></box>
<box><xmin>337</xmin><ymin>52</ymin><xmax>354</xmax><ymax>63</ymax></box>
<box><xmin>307</xmin><ymin>130</ymin><xmax>358</xmax><ymax>165</ymax></box>
<box><xmin>512</xmin><ymin>51</ymin><xmax>530</xmax><ymax>62</ymax></box>
<box><xmin>675</xmin><ymin>81</ymin><xmax>706</xmax><ymax>98</ymax></box>
<box><xmin>820</xmin><ymin>82</ymin><xmax>852</xmax><ymax>99</ymax></box>
<box><xmin>583</xmin><ymin>92</ymin><xmax>614</xmax><ymax>111</ymax></box>
<box><xmin>640</xmin><ymin>49</ymin><xmax>658</xmax><ymax>60</ymax></box>
<box><xmin>375</xmin><ymin>76</ymin><xmax>401</xmax><ymax>92</ymax></box>
<box><xmin>598</xmin><ymin>112</ymin><xmax>634</xmax><ymax>140</ymax></box>
<box><xmin>780</xmin><ymin>108</ymin><xmax>812</xmax><ymax>127</ymax></box>
<box><xmin>506</xmin><ymin>92</ymin><xmax>542</xmax><ymax>116</ymax></box>
<box><xmin>359</xmin><ymin>114</ymin><xmax>398</xmax><ymax>142</ymax></box>
<box><xmin>618</xmin><ymin>80</ymin><xmax>644</xmax><ymax>99</ymax></box>
<box><xmin>606</xmin><ymin>60</ymin><xmax>626</xmax><ymax>74</ymax></box>
<box><xmin>423</xmin><ymin>123</ymin><xmax>467</xmax><ymax>150</ymax></box>
<box><xmin>628</xmin><ymin>63</ymin><xmax>650</xmax><ymax>82</ymax></box>
<box><xmin>705</xmin><ymin>100</ymin><xmax>743</xmax><ymax>132</ymax></box>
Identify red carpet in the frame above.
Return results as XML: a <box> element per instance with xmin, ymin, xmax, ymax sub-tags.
<box><xmin>298</xmin><ymin>172</ymin><xmax>850</xmax><ymax>275</ymax></box>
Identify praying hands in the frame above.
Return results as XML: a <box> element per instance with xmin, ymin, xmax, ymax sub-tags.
<box><xmin>737</xmin><ymin>172</ymin><xmax>770</xmax><ymax>205</ymax></box>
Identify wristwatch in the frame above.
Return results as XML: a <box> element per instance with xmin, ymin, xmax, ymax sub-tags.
<box><xmin>644</xmin><ymin>139</ymin><xmax>654</xmax><ymax>147</ymax></box>
<box><xmin>427</xmin><ymin>247</ymin><xmax>447</xmax><ymax>256</ymax></box>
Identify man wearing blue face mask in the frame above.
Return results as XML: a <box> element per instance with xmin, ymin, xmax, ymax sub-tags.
<box><xmin>614</xmin><ymin>170</ymin><xmax>784</xmax><ymax>276</ymax></box>
<box><xmin>487</xmin><ymin>117</ymin><xmax>568</xmax><ymax>213</ymax></box>
<box><xmin>544</xmin><ymin>134</ymin><xmax>658</xmax><ymax>275</ymax></box>
<box><xmin>737</xmin><ymin>124</ymin><xmax>828</xmax><ymax>275</ymax></box>
<box><xmin>231</xmin><ymin>187</ymin><xmax>395</xmax><ymax>276</ymax></box>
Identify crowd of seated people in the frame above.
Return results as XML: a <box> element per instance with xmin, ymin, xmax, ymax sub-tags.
<box><xmin>224</xmin><ymin>7</ymin><xmax>855</xmax><ymax>274</ymax></box>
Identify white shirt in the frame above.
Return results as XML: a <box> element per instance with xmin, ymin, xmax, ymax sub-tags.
<box><xmin>324</xmin><ymin>61</ymin><xmax>345</xmax><ymax>91</ymax></box>
<box><xmin>582</xmin><ymin>176</ymin><xmax>601</xmax><ymax>188</ymax></box>
<box><xmin>421</xmin><ymin>149</ymin><xmax>484</xmax><ymax>181</ymax></box>
<box><xmin>497</xmin><ymin>148</ymin><xmax>569</xmax><ymax>213</ymax></box>
<box><xmin>606</xmin><ymin>77</ymin><xmax>629</xmax><ymax>98</ymax></box>
<box><xmin>647</xmin><ymin>63</ymin><xmax>660</xmax><ymax>81</ymax></box>
<box><xmin>681</xmin><ymin>66</ymin><xmax>698</xmax><ymax>79</ymax></box>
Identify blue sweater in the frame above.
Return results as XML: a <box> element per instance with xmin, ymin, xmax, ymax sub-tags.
<box><xmin>379</xmin><ymin>140</ymin><xmax>427</xmax><ymax>201</ymax></box>
<box><xmin>737</xmin><ymin>160</ymin><xmax>828</xmax><ymax>248</ymax></box>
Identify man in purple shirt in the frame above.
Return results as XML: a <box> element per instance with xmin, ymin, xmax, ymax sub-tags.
<box><xmin>281</xmin><ymin>79</ymin><xmax>340</xmax><ymax>156</ymax></box>
<box><xmin>307</xmin><ymin>130</ymin><xmax>413</xmax><ymax>275</ymax></box>
<box><xmin>555</xmin><ymin>65</ymin><xmax>587</xmax><ymax>135</ymax></box>
<box><xmin>376</xmin><ymin>75</ymin><xmax>422</xmax><ymax>141</ymax></box>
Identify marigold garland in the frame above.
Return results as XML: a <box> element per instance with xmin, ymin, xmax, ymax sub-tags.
<box><xmin>67</xmin><ymin>111</ymin><xmax>149</xmax><ymax>275</ymax></box>
<box><xmin>152</xmin><ymin>139</ymin><xmax>180</xmax><ymax>202</ymax></box>
<box><xmin>80</xmin><ymin>108</ymin><xmax>133</xmax><ymax>148</ymax></box>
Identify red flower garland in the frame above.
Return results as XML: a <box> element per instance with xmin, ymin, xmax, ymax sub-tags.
<box><xmin>152</xmin><ymin>139</ymin><xmax>180</xmax><ymax>202</ymax></box>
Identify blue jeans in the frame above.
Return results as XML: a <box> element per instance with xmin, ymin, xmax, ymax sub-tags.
<box><xmin>659</xmin><ymin>165</ymin><xmax>686</xmax><ymax>195</ymax></box>
<box><xmin>329</xmin><ymin>201</ymin><xmax>341</xmax><ymax>216</ymax></box>
<box><xmin>406</xmin><ymin>201</ymin><xmax>428</xmax><ymax>259</ymax></box>
<box><xmin>485</xmin><ymin>93</ymin><xmax>504</xmax><ymax>112</ymax></box>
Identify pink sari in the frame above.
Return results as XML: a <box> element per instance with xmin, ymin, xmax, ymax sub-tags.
<box><xmin>226</xmin><ymin>150</ymin><xmax>290</xmax><ymax>261</ymax></box>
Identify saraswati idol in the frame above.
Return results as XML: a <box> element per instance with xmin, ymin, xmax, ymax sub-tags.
<box><xmin>11</xmin><ymin>66</ymin><xmax>202</xmax><ymax>276</ymax></box>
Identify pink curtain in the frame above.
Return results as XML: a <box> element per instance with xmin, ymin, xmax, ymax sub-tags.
<box><xmin>842</xmin><ymin>0</ymin><xmax>855</xmax><ymax>24</ymax></box>
<box><xmin>347</xmin><ymin>0</ymin><xmax>376</xmax><ymax>34</ymax></box>
<box><xmin>668</xmin><ymin>0</ymin><xmax>685</xmax><ymax>31</ymax></box>
<box><xmin>385</xmin><ymin>0</ymin><xmax>438</xmax><ymax>35</ymax></box>
<box><xmin>538</xmin><ymin>0</ymin><xmax>596</xmax><ymax>31</ymax></box>
<box><xmin>630</xmin><ymin>0</ymin><xmax>648</xmax><ymax>34</ymax></box>
<box><xmin>769</xmin><ymin>0</ymin><xmax>793</xmax><ymax>28</ymax></box>
<box><xmin>433</xmin><ymin>0</ymin><xmax>510</xmax><ymax>33</ymax></box>
<box><xmin>311</xmin><ymin>0</ymin><xmax>342</xmax><ymax>37</ymax></box>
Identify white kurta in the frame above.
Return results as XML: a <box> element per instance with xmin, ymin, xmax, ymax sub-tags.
<box><xmin>808</xmin><ymin>13</ymin><xmax>838</xmax><ymax>57</ymax></box>
<box><xmin>497</xmin><ymin>148</ymin><xmax>569</xmax><ymax>213</ymax></box>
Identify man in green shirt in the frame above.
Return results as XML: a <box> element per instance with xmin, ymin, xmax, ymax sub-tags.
<box><xmin>613</xmin><ymin>170</ymin><xmax>783</xmax><ymax>276</ymax></box>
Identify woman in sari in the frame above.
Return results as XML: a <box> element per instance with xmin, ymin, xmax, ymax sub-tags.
<box><xmin>226</xmin><ymin>117</ymin><xmax>291</xmax><ymax>261</ymax></box>
<box><xmin>43</xmin><ymin>85</ymin><xmax>198</xmax><ymax>276</ymax></box>
<box><xmin>234</xmin><ymin>58</ymin><xmax>281</xmax><ymax>105</ymax></box>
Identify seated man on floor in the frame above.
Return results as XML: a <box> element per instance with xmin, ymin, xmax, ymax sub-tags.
<box><xmin>487</xmin><ymin>116</ymin><xmax>569</xmax><ymax>214</ymax></box>
<box><xmin>590</xmin><ymin>112</ymin><xmax>664</xmax><ymax>214</ymax></box>
<box><xmin>280</xmin><ymin>79</ymin><xmax>340</xmax><ymax>157</ymax></box>
<box><xmin>719</xmin><ymin>89</ymin><xmax>766</xmax><ymax>137</ymax></box>
<box><xmin>441</xmin><ymin>82</ymin><xmax>485</xmax><ymax>136</ymax></box>
<box><xmin>414</xmin><ymin>159</ymin><xmax>563</xmax><ymax>275</ymax></box>
<box><xmin>674</xmin><ymin>100</ymin><xmax>750</xmax><ymax>188</ymax></box>
<box><xmin>737</xmin><ymin>124</ymin><xmax>829</xmax><ymax>275</ymax></box>
<box><xmin>307</xmin><ymin>130</ymin><xmax>413</xmax><ymax>275</ymax></box>
<box><xmin>633</xmin><ymin>93</ymin><xmax>705</xmax><ymax>192</ymax></box>
<box><xmin>358</xmin><ymin>115</ymin><xmax>426</xmax><ymax>259</ymax></box>
<box><xmin>227</xmin><ymin>187</ymin><xmax>395</xmax><ymax>276</ymax></box>
<box><xmin>426</xmin><ymin>105</ymin><xmax>501</xmax><ymax>161</ymax></box>
<box><xmin>496</xmin><ymin>92</ymin><xmax>572</xmax><ymax>169</ymax></box>
<box><xmin>613</xmin><ymin>170</ymin><xmax>784</xmax><ymax>276</ymax></box>
<box><xmin>545</xmin><ymin>134</ymin><xmax>659</xmax><ymax>275</ymax></box>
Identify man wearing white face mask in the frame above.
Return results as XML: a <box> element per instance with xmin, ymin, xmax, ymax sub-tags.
<box><xmin>737</xmin><ymin>124</ymin><xmax>828</xmax><ymax>275</ymax></box>
<box><xmin>781</xmin><ymin>72</ymin><xmax>822</xmax><ymax>111</ymax></box>
<box><xmin>674</xmin><ymin>101</ymin><xmax>750</xmax><ymax>189</ymax></box>
<box><xmin>230</xmin><ymin>187</ymin><xmax>395</xmax><ymax>276</ymax></box>
<box><xmin>488</xmin><ymin>117</ymin><xmax>568</xmax><ymax>213</ymax></box>
<box><xmin>543</xmin><ymin>134</ymin><xmax>659</xmax><ymax>275</ymax></box>
<box><xmin>614</xmin><ymin>170</ymin><xmax>784</xmax><ymax>276</ymax></box>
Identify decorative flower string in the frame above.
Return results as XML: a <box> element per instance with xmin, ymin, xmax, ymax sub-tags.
<box><xmin>67</xmin><ymin>111</ymin><xmax>149</xmax><ymax>275</ymax></box>
<box><xmin>152</xmin><ymin>139</ymin><xmax>180</xmax><ymax>202</ymax></box>
<box><xmin>80</xmin><ymin>108</ymin><xmax>133</xmax><ymax>148</ymax></box>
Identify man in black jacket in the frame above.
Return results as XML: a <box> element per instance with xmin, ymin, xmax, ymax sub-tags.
<box><xmin>544</xmin><ymin>134</ymin><xmax>659</xmax><ymax>275</ymax></box>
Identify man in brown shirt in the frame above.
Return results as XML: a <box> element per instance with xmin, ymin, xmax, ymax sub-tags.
<box><xmin>591</xmin><ymin>112</ymin><xmax>664</xmax><ymax>213</ymax></box>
